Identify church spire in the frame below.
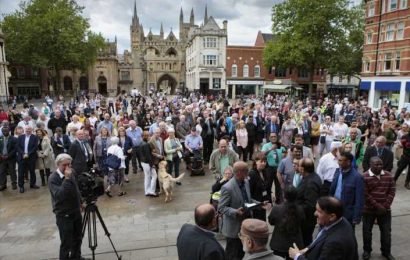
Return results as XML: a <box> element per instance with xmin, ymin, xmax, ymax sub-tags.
<box><xmin>190</xmin><ymin>7</ymin><xmax>194</xmax><ymax>25</ymax></box>
<box><xmin>160</xmin><ymin>22</ymin><xmax>164</xmax><ymax>38</ymax></box>
<box><xmin>180</xmin><ymin>7</ymin><xmax>183</xmax><ymax>24</ymax></box>
<box><xmin>132</xmin><ymin>0</ymin><xmax>139</xmax><ymax>26</ymax></box>
<box><xmin>204</xmin><ymin>4</ymin><xmax>208</xmax><ymax>24</ymax></box>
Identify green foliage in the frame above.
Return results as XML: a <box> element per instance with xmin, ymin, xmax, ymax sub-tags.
<box><xmin>1</xmin><ymin>0</ymin><xmax>105</xmax><ymax>72</ymax></box>
<box><xmin>263</xmin><ymin>0</ymin><xmax>364</xmax><ymax>77</ymax></box>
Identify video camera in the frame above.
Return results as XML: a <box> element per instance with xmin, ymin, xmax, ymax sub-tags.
<box><xmin>77</xmin><ymin>168</ymin><xmax>105</xmax><ymax>204</ymax></box>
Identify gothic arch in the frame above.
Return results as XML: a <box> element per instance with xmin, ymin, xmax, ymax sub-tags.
<box><xmin>165</xmin><ymin>47</ymin><xmax>178</xmax><ymax>57</ymax></box>
<box><xmin>157</xmin><ymin>74</ymin><xmax>177</xmax><ymax>95</ymax></box>
<box><xmin>63</xmin><ymin>76</ymin><xmax>73</xmax><ymax>90</ymax></box>
<box><xmin>144</xmin><ymin>47</ymin><xmax>160</xmax><ymax>56</ymax></box>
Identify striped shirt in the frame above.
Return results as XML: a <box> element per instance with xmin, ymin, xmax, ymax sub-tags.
<box><xmin>363</xmin><ymin>170</ymin><xmax>395</xmax><ymax>212</ymax></box>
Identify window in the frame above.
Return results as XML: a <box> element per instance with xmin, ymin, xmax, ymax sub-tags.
<box><xmin>384</xmin><ymin>53</ymin><xmax>392</xmax><ymax>71</ymax></box>
<box><xmin>203</xmin><ymin>37</ymin><xmax>217</xmax><ymax>48</ymax></box>
<box><xmin>203</xmin><ymin>55</ymin><xmax>217</xmax><ymax>66</ymax></box>
<box><xmin>232</xmin><ymin>64</ymin><xmax>237</xmax><ymax>77</ymax></box>
<box><xmin>254</xmin><ymin>65</ymin><xmax>260</xmax><ymax>77</ymax></box>
<box><xmin>32</xmin><ymin>68</ymin><xmax>39</xmax><ymax>78</ymax></box>
<box><xmin>243</xmin><ymin>64</ymin><xmax>249</xmax><ymax>77</ymax></box>
<box><xmin>63</xmin><ymin>76</ymin><xmax>73</xmax><ymax>90</ymax></box>
<box><xmin>275</xmin><ymin>67</ymin><xmax>286</xmax><ymax>77</ymax></box>
<box><xmin>386</xmin><ymin>23</ymin><xmax>394</xmax><ymax>41</ymax></box>
<box><xmin>364</xmin><ymin>61</ymin><xmax>371</xmax><ymax>72</ymax></box>
<box><xmin>368</xmin><ymin>1</ymin><xmax>375</xmax><ymax>16</ymax></box>
<box><xmin>339</xmin><ymin>75</ymin><xmax>343</xmax><ymax>83</ymax></box>
<box><xmin>397</xmin><ymin>22</ymin><xmax>404</xmax><ymax>40</ymax></box>
<box><xmin>396</xmin><ymin>51</ymin><xmax>401</xmax><ymax>70</ymax></box>
<box><xmin>17</xmin><ymin>67</ymin><xmax>25</xmax><ymax>78</ymax></box>
<box><xmin>367</xmin><ymin>32</ymin><xmax>373</xmax><ymax>44</ymax></box>
<box><xmin>213</xmin><ymin>78</ymin><xmax>221</xmax><ymax>89</ymax></box>
<box><xmin>121</xmin><ymin>71</ymin><xmax>130</xmax><ymax>80</ymax></box>
<box><xmin>389</xmin><ymin>0</ymin><xmax>398</xmax><ymax>11</ymax></box>
<box><xmin>400</xmin><ymin>0</ymin><xmax>407</xmax><ymax>9</ymax></box>
<box><xmin>298</xmin><ymin>68</ymin><xmax>309</xmax><ymax>78</ymax></box>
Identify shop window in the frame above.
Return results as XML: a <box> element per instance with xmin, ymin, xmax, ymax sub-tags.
<box><xmin>232</xmin><ymin>64</ymin><xmax>237</xmax><ymax>77</ymax></box>
<box><xmin>384</xmin><ymin>53</ymin><xmax>392</xmax><ymax>71</ymax></box>
<box><xmin>368</xmin><ymin>1</ymin><xmax>375</xmax><ymax>17</ymax></box>
<box><xmin>213</xmin><ymin>78</ymin><xmax>221</xmax><ymax>89</ymax></box>
<box><xmin>386</xmin><ymin>23</ymin><xmax>394</xmax><ymax>41</ymax></box>
<box><xmin>254</xmin><ymin>65</ymin><xmax>260</xmax><ymax>77</ymax></box>
<box><xmin>243</xmin><ymin>64</ymin><xmax>249</xmax><ymax>78</ymax></box>
<box><xmin>397</xmin><ymin>22</ymin><xmax>404</xmax><ymax>40</ymax></box>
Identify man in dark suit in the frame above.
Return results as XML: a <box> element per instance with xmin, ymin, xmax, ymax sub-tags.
<box><xmin>17</xmin><ymin>126</ymin><xmax>38</xmax><ymax>193</ymax></box>
<box><xmin>51</xmin><ymin>127</ymin><xmax>71</xmax><ymax>157</ymax></box>
<box><xmin>202</xmin><ymin>112</ymin><xmax>216</xmax><ymax>164</ymax></box>
<box><xmin>177</xmin><ymin>204</ymin><xmax>225</xmax><ymax>260</ymax></box>
<box><xmin>301</xmin><ymin>113</ymin><xmax>312</xmax><ymax>147</ymax></box>
<box><xmin>362</xmin><ymin>136</ymin><xmax>393</xmax><ymax>172</ymax></box>
<box><xmin>68</xmin><ymin>130</ymin><xmax>92</xmax><ymax>175</ymax></box>
<box><xmin>289</xmin><ymin>196</ymin><xmax>359</xmax><ymax>260</ymax></box>
<box><xmin>265</xmin><ymin>115</ymin><xmax>281</xmax><ymax>140</ymax></box>
<box><xmin>0</xmin><ymin>127</ymin><xmax>18</xmax><ymax>191</ymax></box>
<box><xmin>330</xmin><ymin>152</ymin><xmax>364</xmax><ymax>226</ymax></box>
<box><xmin>218</xmin><ymin>161</ymin><xmax>267</xmax><ymax>260</ymax></box>
<box><xmin>296</xmin><ymin>158</ymin><xmax>322</xmax><ymax>247</ymax></box>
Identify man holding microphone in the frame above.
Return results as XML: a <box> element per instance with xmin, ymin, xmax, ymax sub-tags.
<box><xmin>49</xmin><ymin>154</ymin><xmax>87</xmax><ymax>260</ymax></box>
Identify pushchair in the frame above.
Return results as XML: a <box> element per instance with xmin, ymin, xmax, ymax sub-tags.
<box><xmin>187</xmin><ymin>149</ymin><xmax>205</xmax><ymax>176</ymax></box>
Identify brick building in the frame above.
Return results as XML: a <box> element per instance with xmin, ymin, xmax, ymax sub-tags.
<box><xmin>226</xmin><ymin>31</ymin><xmax>326</xmax><ymax>98</ymax></box>
<box><xmin>361</xmin><ymin>0</ymin><xmax>410</xmax><ymax>109</ymax></box>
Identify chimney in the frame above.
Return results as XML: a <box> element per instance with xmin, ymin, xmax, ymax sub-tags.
<box><xmin>223</xmin><ymin>20</ymin><xmax>228</xmax><ymax>31</ymax></box>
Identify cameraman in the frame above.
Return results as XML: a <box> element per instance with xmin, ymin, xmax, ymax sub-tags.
<box><xmin>49</xmin><ymin>153</ymin><xmax>85</xmax><ymax>260</ymax></box>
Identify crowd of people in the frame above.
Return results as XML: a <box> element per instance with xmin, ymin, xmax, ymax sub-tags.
<box><xmin>0</xmin><ymin>91</ymin><xmax>407</xmax><ymax>260</ymax></box>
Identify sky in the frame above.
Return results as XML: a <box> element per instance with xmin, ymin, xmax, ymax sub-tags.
<box><xmin>0</xmin><ymin>0</ymin><xmax>282</xmax><ymax>53</ymax></box>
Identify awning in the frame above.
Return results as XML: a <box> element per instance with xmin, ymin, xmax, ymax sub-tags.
<box><xmin>262</xmin><ymin>85</ymin><xmax>292</xmax><ymax>91</ymax></box>
<box><xmin>294</xmin><ymin>86</ymin><xmax>303</xmax><ymax>91</ymax></box>
<box><xmin>360</xmin><ymin>81</ymin><xmax>371</xmax><ymax>90</ymax></box>
<box><xmin>375</xmin><ymin>81</ymin><xmax>400</xmax><ymax>91</ymax></box>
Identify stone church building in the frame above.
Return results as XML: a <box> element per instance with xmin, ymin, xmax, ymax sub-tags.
<box><xmin>61</xmin><ymin>2</ymin><xmax>201</xmax><ymax>96</ymax></box>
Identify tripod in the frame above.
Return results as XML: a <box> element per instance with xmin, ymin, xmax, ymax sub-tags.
<box><xmin>82</xmin><ymin>201</ymin><xmax>122</xmax><ymax>260</ymax></box>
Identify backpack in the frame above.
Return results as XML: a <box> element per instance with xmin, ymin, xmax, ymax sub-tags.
<box><xmin>104</xmin><ymin>153</ymin><xmax>121</xmax><ymax>170</ymax></box>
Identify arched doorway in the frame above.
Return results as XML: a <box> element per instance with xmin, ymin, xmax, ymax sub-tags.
<box><xmin>157</xmin><ymin>74</ymin><xmax>177</xmax><ymax>95</ymax></box>
<box><xmin>63</xmin><ymin>76</ymin><xmax>73</xmax><ymax>90</ymax></box>
<box><xmin>97</xmin><ymin>76</ymin><xmax>107</xmax><ymax>95</ymax></box>
<box><xmin>79</xmin><ymin>76</ymin><xmax>89</xmax><ymax>90</ymax></box>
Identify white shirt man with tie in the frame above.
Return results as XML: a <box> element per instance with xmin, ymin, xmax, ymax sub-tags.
<box><xmin>16</xmin><ymin>126</ymin><xmax>39</xmax><ymax>193</ymax></box>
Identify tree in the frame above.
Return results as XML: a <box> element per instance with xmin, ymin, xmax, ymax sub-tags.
<box><xmin>1</xmin><ymin>0</ymin><xmax>105</xmax><ymax>94</ymax></box>
<box><xmin>263</xmin><ymin>0</ymin><xmax>365</xmax><ymax>96</ymax></box>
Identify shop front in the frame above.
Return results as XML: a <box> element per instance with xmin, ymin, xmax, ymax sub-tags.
<box><xmin>226</xmin><ymin>80</ymin><xmax>264</xmax><ymax>98</ymax></box>
<box><xmin>361</xmin><ymin>77</ymin><xmax>410</xmax><ymax>109</ymax></box>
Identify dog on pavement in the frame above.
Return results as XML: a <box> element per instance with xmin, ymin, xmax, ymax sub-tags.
<box><xmin>158</xmin><ymin>160</ymin><xmax>185</xmax><ymax>202</ymax></box>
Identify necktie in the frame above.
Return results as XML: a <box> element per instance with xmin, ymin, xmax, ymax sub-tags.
<box><xmin>81</xmin><ymin>141</ymin><xmax>88</xmax><ymax>161</ymax></box>
<box><xmin>377</xmin><ymin>148</ymin><xmax>382</xmax><ymax>157</ymax></box>
<box><xmin>239</xmin><ymin>182</ymin><xmax>249</xmax><ymax>203</ymax></box>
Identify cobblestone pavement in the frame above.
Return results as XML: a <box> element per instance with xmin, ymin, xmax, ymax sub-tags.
<box><xmin>1</xmin><ymin>162</ymin><xmax>410</xmax><ymax>260</ymax></box>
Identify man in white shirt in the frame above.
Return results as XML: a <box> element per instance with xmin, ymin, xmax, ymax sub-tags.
<box><xmin>317</xmin><ymin>141</ymin><xmax>342</xmax><ymax>196</ymax></box>
<box><xmin>17</xmin><ymin>115</ymin><xmax>37</xmax><ymax>130</ymax></box>
<box><xmin>334</xmin><ymin>100</ymin><xmax>343</xmax><ymax>122</ymax></box>
<box><xmin>67</xmin><ymin>115</ymin><xmax>83</xmax><ymax>133</ymax></box>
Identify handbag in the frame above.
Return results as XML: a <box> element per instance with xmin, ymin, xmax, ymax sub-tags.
<box><xmin>320</xmin><ymin>135</ymin><xmax>326</xmax><ymax>144</ymax></box>
<box><xmin>104</xmin><ymin>153</ymin><xmax>121</xmax><ymax>169</ymax></box>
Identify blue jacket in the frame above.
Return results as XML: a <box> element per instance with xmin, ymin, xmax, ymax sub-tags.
<box><xmin>329</xmin><ymin>167</ymin><xmax>364</xmax><ymax>223</ymax></box>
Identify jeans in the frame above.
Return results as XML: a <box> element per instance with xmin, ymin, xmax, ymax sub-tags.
<box><xmin>362</xmin><ymin>211</ymin><xmax>392</xmax><ymax>255</ymax></box>
<box><xmin>167</xmin><ymin>157</ymin><xmax>180</xmax><ymax>178</ymax></box>
<box><xmin>56</xmin><ymin>212</ymin><xmax>82</xmax><ymax>260</ymax></box>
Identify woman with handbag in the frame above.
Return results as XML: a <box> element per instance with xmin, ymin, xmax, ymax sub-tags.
<box><xmin>164</xmin><ymin>128</ymin><xmax>183</xmax><ymax>185</ymax></box>
<box><xmin>105</xmin><ymin>136</ymin><xmax>126</xmax><ymax>197</ymax></box>
<box><xmin>35</xmin><ymin>129</ymin><xmax>54</xmax><ymax>186</ymax></box>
